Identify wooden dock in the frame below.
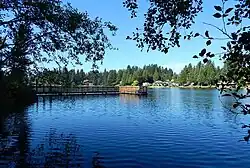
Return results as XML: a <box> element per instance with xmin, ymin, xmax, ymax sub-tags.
<box><xmin>119</xmin><ymin>86</ymin><xmax>147</xmax><ymax>95</ymax></box>
<box><xmin>33</xmin><ymin>85</ymin><xmax>147</xmax><ymax>96</ymax></box>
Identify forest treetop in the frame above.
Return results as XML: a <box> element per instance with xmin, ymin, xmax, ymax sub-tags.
<box><xmin>35</xmin><ymin>61</ymin><xmax>222</xmax><ymax>87</ymax></box>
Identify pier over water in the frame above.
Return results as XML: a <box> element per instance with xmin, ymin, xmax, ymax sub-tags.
<box><xmin>33</xmin><ymin>85</ymin><xmax>148</xmax><ymax>96</ymax></box>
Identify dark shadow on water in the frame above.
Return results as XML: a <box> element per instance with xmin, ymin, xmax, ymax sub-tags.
<box><xmin>1</xmin><ymin>129</ymin><xmax>105</xmax><ymax>167</ymax></box>
<box><xmin>0</xmin><ymin>107</ymin><xmax>106</xmax><ymax>167</ymax></box>
<box><xmin>27</xmin><ymin>131</ymin><xmax>106</xmax><ymax>168</ymax></box>
<box><xmin>27</xmin><ymin>130</ymin><xmax>84</xmax><ymax>167</ymax></box>
<box><xmin>0</xmin><ymin>106</ymin><xmax>31</xmax><ymax>167</ymax></box>
<box><xmin>92</xmin><ymin>152</ymin><xmax>107</xmax><ymax>168</ymax></box>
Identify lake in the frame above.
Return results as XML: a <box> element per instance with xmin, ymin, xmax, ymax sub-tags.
<box><xmin>1</xmin><ymin>88</ymin><xmax>250</xmax><ymax>168</ymax></box>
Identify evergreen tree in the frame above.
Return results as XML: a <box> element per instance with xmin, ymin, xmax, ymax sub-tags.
<box><xmin>116</xmin><ymin>70</ymin><xmax>123</xmax><ymax>84</ymax></box>
<box><xmin>128</xmin><ymin>74</ymin><xmax>133</xmax><ymax>85</ymax></box>
<box><xmin>107</xmin><ymin>70</ymin><xmax>117</xmax><ymax>86</ymax></box>
<box><xmin>153</xmin><ymin>69</ymin><xmax>160</xmax><ymax>81</ymax></box>
<box><xmin>205</xmin><ymin>61</ymin><xmax>216</xmax><ymax>85</ymax></box>
<box><xmin>186</xmin><ymin>63</ymin><xmax>193</xmax><ymax>83</ymax></box>
<box><xmin>121</xmin><ymin>71</ymin><xmax>128</xmax><ymax>85</ymax></box>
<box><xmin>178</xmin><ymin>65</ymin><xmax>188</xmax><ymax>84</ymax></box>
<box><xmin>79</xmin><ymin>69</ymin><xmax>85</xmax><ymax>84</ymax></box>
<box><xmin>102</xmin><ymin>69</ymin><xmax>108</xmax><ymax>86</ymax></box>
<box><xmin>142</xmin><ymin>70</ymin><xmax>149</xmax><ymax>83</ymax></box>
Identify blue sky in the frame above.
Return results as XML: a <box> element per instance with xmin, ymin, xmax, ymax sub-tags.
<box><xmin>64</xmin><ymin>0</ymin><xmax>231</xmax><ymax>73</ymax></box>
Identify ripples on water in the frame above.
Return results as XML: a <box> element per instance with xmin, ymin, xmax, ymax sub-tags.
<box><xmin>1</xmin><ymin>88</ymin><xmax>250</xmax><ymax>168</ymax></box>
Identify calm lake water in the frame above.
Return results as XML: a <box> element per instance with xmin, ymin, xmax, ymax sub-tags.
<box><xmin>1</xmin><ymin>88</ymin><xmax>250</xmax><ymax>168</ymax></box>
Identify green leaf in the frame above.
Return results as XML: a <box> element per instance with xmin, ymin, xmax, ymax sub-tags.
<box><xmin>214</xmin><ymin>6</ymin><xmax>222</xmax><ymax>11</ymax></box>
<box><xmin>203</xmin><ymin>58</ymin><xmax>208</xmax><ymax>63</ymax></box>
<box><xmin>231</xmin><ymin>41</ymin><xmax>236</xmax><ymax>45</ymax></box>
<box><xmin>205</xmin><ymin>31</ymin><xmax>209</xmax><ymax>38</ymax></box>
<box><xmin>206</xmin><ymin>40</ymin><xmax>211</xmax><ymax>46</ymax></box>
<box><xmin>193</xmin><ymin>55</ymin><xmax>198</xmax><ymax>58</ymax></box>
<box><xmin>194</xmin><ymin>33</ymin><xmax>200</xmax><ymax>37</ymax></box>
<box><xmin>235</xmin><ymin>4</ymin><xmax>240</xmax><ymax>8</ymax></box>
<box><xmin>213</xmin><ymin>13</ymin><xmax>222</xmax><ymax>18</ymax></box>
<box><xmin>231</xmin><ymin>33</ymin><xmax>237</xmax><ymax>40</ymax></box>
<box><xmin>162</xmin><ymin>48</ymin><xmax>169</xmax><ymax>54</ymax></box>
<box><xmin>199</xmin><ymin>48</ymin><xmax>206</xmax><ymax>56</ymax></box>
<box><xmin>225</xmin><ymin>8</ymin><xmax>233</xmax><ymax>14</ymax></box>
<box><xmin>210</xmin><ymin>54</ymin><xmax>215</xmax><ymax>58</ymax></box>
<box><xmin>221</xmin><ymin>46</ymin><xmax>226</xmax><ymax>50</ymax></box>
<box><xmin>126</xmin><ymin>36</ymin><xmax>131</xmax><ymax>40</ymax></box>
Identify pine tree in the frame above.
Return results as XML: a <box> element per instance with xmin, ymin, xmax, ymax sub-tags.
<box><xmin>153</xmin><ymin>69</ymin><xmax>160</xmax><ymax>81</ymax></box>
<box><xmin>102</xmin><ymin>69</ymin><xmax>108</xmax><ymax>86</ymax></box>
<box><xmin>121</xmin><ymin>71</ymin><xmax>128</xmax><ymax>85</ymax></box>
<box><xmin>116</xmin><ymin>70</ymin><xmax>123</xmax><ymax>85</ymax></box>
<box><xmin>79</xmin><ymin>69</ymin><xmax>85</xmax><ymax>84</ymax></box>
<box><xmin>186</xmin><ymin>63</ymin><xmax>193</xmax><ymax>83</ymax></box>
<box><xmin>178</xmin><ymin>65</ymin><xmax>188</xmax><ymax>84</ymax></box>
<box><xmin>107</xmin><ymin>70</ymin><xmax>117</xmax><ymax>86</ymax></box>
<box><xmin>62</xmin><ymin>67</ymin><xmax>70</xmax><ymax>87</ymax></box>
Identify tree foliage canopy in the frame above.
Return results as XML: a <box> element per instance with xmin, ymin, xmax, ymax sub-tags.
<box><xmin>0</xmin><ymin>0</ymin><xmax>117</xmax><ymax>106</ymax></box>
<box><xmin>124</xmin><ymin>0</ymin><xmax>203</xmax><ymax>52</ymax></box>
<box><xmin>0</xmin><ymin>0</ymin><xmax>117</xmax><ymax>77</ymax></box>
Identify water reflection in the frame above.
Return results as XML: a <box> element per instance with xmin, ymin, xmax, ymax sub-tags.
<box><xmin>92</xmin><ymin>152</ymin><xmax>106</xmax><ymax>168</ymax></box>
<box><xmin>1</xmin><ymin>89</ymin><xmax>250</xmax><ymax>168</ymax></box>
<box><xmin>179</xmin><ymin>88</ymin><xmax>216</xmax><ymax>110</ymax></box>
<box><xmin>0</xmin><ymin>100</ymin><xmax>111</xmax><ymax>168</ymax></box>
<box><xmin>119</xmin><ymin>94</ymin><xmax>140</xmax><ymax>105</ymax></box>
<box><xmin>28</xmin><ymin>130</ymin><xmax>84</xmax><ymax>167</ymax></box>
<box><xmin>0</xmin><ymin>107</ymin><xmax>30</xmax><ymax>167</ymax></box>
<box><xmin>1</xmin><ymin>118</ymin><xmax>105</xmax><ymax>167</ymax></box>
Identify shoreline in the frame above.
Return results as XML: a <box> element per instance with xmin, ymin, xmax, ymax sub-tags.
<box><xmin>178</xmin><ymin>85</ymin><xmax>217</xmax><ymax>89</ymax></box>
<box><xmin>148</xmin><ymin>85</ymin><xmax>217</xmax><ymax>89</ymax></box>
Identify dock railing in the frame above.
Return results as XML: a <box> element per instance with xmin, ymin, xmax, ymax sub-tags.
<box><xmin>33</xmin><ymin>85</ymin><xmax>147</xmax><ymax>96</ymax></box>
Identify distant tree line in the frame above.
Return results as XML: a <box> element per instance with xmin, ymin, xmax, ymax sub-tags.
<box><xmin>33</xmin><ymin>64</ymin><xmax>175</xmax><ymax>86</ymax></box>
<box><xmin>34</xmin><ymin>61</ymin><xmax>223</xmax><ymax>87</ymax></box>
<box><xmin>178</xmin><ymin>61</ymin><xmax>222</xmax><ymax>86</ymax></box>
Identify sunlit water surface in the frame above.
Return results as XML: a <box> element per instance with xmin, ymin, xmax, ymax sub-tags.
<box><xmin>1</xmin><ymin>88</ymin><xmax>250</xmax><ymax>168</ymax></box>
